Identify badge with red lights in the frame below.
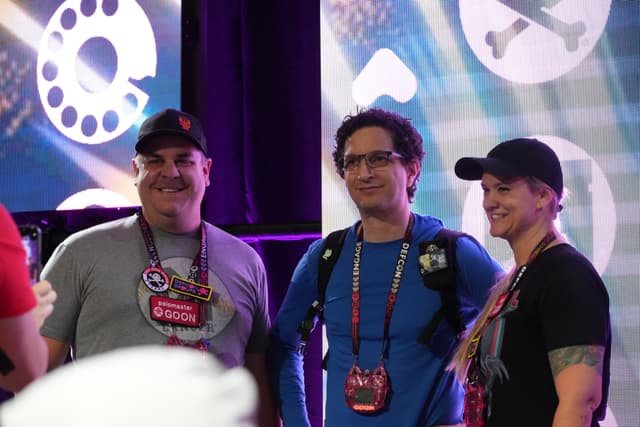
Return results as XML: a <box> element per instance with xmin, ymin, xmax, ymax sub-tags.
<box><xmin>142</xmin><ymin>267</ymin><xmax>170</xmax><ymax>293</ymax></box>
<box><xmin>150</xmin><ymin>295</ymin><xmax>200</xmax><ymax>327</ymax></box>
<box><xmin>166</xmin><ymin>334</ymin><xmax>210</xmax><ymax>355</ymax></box>
<box><xmin>169</xmin><ymin>275</ymin><xmax>213</xmax><ymax>302</ymax></box>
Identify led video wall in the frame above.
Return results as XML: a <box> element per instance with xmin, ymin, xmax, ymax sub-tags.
<box><xmin>321</xmin><ymin>0</ymin><xmax>639</xmax><ymax>425</ymax></box>
<box><xmin>0</xmin><ymin>0</ymin><xmax>181</xmax><ymax>212</ymax></box>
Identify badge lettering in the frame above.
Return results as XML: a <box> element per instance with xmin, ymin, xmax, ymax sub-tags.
<box><xmin>150</xmin><ymin>295</ymin><xmax>200</xmax><ymax>327</ymax></box>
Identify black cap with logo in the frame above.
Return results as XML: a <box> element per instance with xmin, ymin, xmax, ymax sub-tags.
<box><xmin>454</xmin><ymin>138</ymin><xmax>563</xmax><ymax>197</ymax></box>
<box><xmin>135</xmin><ymin>108</ymin><xmax>207</xmax><ymax>155</ymax></box>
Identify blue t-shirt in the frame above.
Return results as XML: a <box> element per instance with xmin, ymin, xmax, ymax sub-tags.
<box><xmin>270</xmin><ymin>214</ymin><xmax>502</xmax><ymax>427</ymax></box>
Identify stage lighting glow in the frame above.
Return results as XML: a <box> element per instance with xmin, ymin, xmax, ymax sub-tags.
<box><xmin>0</xmin><ymin>0</ymin><xmax>181</xmax><ymax>213</ymax></box>
<box><xmin>56</xmin><ymin>188</ymin><xmax>135</xmax><ymax>210</ymax></box>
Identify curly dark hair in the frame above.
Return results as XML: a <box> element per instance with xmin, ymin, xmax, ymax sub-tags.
<box><xmin>332</xmin><ymin>108</ymin><xmax>425</xmax><ymax>200</ymax></box>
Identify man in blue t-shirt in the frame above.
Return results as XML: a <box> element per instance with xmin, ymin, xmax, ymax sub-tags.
<box><xmin>269</xmin><ymin>108</ymin><xmax>503</xmax><ymax>426</ymax></box>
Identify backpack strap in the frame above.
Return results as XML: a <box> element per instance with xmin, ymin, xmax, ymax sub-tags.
<box><xmin>416</xmin><ymin>228</ymin><xmax>466</xmax><ymax>345</ymax></box>
<box><xmin>296</xmin><ymin>227</ymin><xmax>349</xmax><ymax>354</ymax></box>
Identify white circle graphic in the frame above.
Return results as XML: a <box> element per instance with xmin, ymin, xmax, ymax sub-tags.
<box><xmin>460</xmin><ymin>135</ymin><xmax>616</xmax><ymax>275</ymax></box>
<box><xmin>459</xmin><ymin>0</ymin><xmax>611</xmax><ymax>84</ymax></box>
<box><xmin>56</xmin><ymin>188</ymin><xmax>136</xmax><ymax>210</ymax></box>
<box><xmin>36</xmin><ymin>0</ymin><xmax>157</xmax><ymax>144</ymax></box>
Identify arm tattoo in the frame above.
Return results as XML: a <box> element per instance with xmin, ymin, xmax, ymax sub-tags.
<box><xmin>548</xmin><ymin>345</ymin><xmax>605</xmax><ymax>379</ymax></box>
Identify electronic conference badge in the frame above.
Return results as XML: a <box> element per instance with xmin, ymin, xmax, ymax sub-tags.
<box><xmin>418</xmin><ymin>244</ymin><xmax>448</xmax><ymax>274</ymax></box>
<box><xmin>142</xmin><ymin>267</ymin><xmax>170</xmax><ymax>293</ymax></box>
<box><xmin>169</xmin><ymin>275</ymin><xmax>213</xmax><ymax>302</ymax></box>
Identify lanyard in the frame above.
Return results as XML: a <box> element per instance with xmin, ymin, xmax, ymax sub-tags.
<box><xmin>466</xmin><ymin>231</ymin><xmax>556</xmax><ymax>359</ymax></box>
<box><xmin>463</xmin><ymin>231</ymin><xmax>556</xmax><ymax>425</ymax></box>
<box><xmin>506</xmin><ymin>231</ymin><xmax>556</xmax><ymax>294</ymax></box>
<box><xmin>137</xmin><ymin>211</ymin><xmax>208</xmax><ymax>287</ymax></box>
<box><xmin>351</xmin><ymin>214</ymin><xmax>414</xmax><ymax>364</ymax></box>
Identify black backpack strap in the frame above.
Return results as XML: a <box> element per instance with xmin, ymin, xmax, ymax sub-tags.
<box><xmin>296</xmin><ymin>227</ymin><xmax>349</xmax><ymax>355</ymax></box>
<box><xmin>416</xmin><ymin>228</ymin><xmax>466</xmax><ymax>345</ymax></box>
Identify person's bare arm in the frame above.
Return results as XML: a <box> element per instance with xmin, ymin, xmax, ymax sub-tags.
<box><xmin>0</xmin><ymin>312</ymin><xmax>47</xmax><ymax>392</ymax></box>
<box><xmin>43</xmin><ymin>337</ymin><xmax>71</xmax><ymax>371</ymax></box>
<box><xmin>550</xmin><ymin>345</ymin><xmax>604</xmax><ymax>427</ymax></box>
<box><xmin>246</xmin><ymin>351</ymin><xmax>280</xmax><ymax>427</ymax></box>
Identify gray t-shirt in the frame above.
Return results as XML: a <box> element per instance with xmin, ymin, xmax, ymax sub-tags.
<box><xmin>41</xmin><ymin>214</ymin><xmax>270</xmax><ymax>368</ymax></box>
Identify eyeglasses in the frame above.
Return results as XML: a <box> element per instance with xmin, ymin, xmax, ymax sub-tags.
<box><xmin>342</xmin><ymin>150</ymin><xmax>404</xmax><ymax>173</ymax></box>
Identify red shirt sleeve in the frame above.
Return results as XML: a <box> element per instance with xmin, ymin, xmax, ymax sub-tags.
<box><xmin>0</xmin><ymin>204</ymin><xmax>37</xmax><ymax>318</ymax></box>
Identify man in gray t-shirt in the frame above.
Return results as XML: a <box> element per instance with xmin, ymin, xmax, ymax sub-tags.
<box><xmin>41</xmin><ymin>108</ymin><xmax>277</xmax><ymax>427</ymax></box>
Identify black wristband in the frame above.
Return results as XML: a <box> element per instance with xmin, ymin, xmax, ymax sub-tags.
<box><xmin>0</xmin><ymin>349</ymin><xmax>15</xmax><ymax>376</ymax></box>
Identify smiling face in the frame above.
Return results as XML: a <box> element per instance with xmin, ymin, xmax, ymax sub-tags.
<box><xmin>343</xmin><ymin>126</ymin><xmax>419</xmax><ymax>219</ymax></box>
<box><xmin>481</xmin><ymin>172</ymin><xmax>552</xmax><ymax>244</ymax></box>
<box><xmin>133</xmin><ymin>135</ymin><xmax>211</xmax><ymax>233</ymax></box>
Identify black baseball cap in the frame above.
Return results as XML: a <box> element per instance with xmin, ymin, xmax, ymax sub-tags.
<box><xmin>454</xmin><ymin>138</ymin><xmax>563</xmax><ymax>196</ymax></box>
<box><xmin>135</xmin><ymin>108</ymin><xmax>207</xmax><ymax>155</ymax></box>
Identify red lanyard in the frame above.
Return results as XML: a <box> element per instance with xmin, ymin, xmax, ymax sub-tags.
<box><xmin>137</xmin><ymin>211</ymin><xmax>208</xmax><ymax>287</ymax></box>
<box><xmin>351</xmin><ymin>215</ymin><xmax>414</xmax><ymax>364</ymax></box>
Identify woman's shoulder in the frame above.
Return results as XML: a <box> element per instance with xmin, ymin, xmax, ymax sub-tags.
<box><xmin>541</xmin><ymin>243</ymin><xmax>596</xmax><ymax>271</ymax></box>
<box><xmin>538</xmin><ymin>244</ymin><xmax>608</xmax><ymax>296</ymax></box>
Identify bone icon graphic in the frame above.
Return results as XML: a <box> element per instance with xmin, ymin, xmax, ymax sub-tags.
<box><xmin>352</xmin><ymin>48</ymin><xmax>417</xmax><ymax>106</ymax></box>
<box><xmin>485</xmin><ymin>0</ymin><xmax>587</xmax><ymax>59</ymax></box>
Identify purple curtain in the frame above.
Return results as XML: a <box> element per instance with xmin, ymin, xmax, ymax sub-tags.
<box><xmin>186</xmin><ymin>0</ymin><xmax>321</xmax><ymax>226</ymax></box>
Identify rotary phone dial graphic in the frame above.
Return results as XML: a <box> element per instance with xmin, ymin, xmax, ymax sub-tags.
<box><xmin>37</xmin><ymin>0</ymin><xmax>157</xmax><ymax>145</ymax></box>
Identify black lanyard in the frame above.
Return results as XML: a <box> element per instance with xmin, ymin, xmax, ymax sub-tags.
<box><xmin>507</xmin><ymin>231</ymin><xmax>556</xmax><ymax>294</ymax></box>
<box><xmin>137</xmin><ymin>212</ymin><xmax>208</xmax><ymax>287</ymax></box>
<box><xmin>351</xmin><ymin>214</ymin><xmax>414</xmax><ymax>364</ymax></box>
<box><xmin>463</xmin><ymin>231</ymin><xmax>557</xmax><ymax>426</ymax></box>
<box><xmin>466</xmin><ymin>231</ymin><xmax>556</xmax><ymax>359</ymax></box>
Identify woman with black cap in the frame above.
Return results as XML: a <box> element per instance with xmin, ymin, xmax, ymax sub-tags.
<box><xmin>448</xmin><ymin>138</ymin><xmax>611</xmax><ymax>427</ymax></box>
